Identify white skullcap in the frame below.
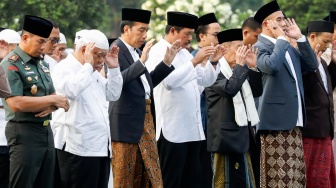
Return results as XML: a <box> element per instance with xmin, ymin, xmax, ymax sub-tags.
<box><xmin>59</xmin><ymin>33</ymin><xmax>67</xmax><ymax>44</ymax></box>
<box><xmin>74</xmin><ymin>29</ymin><xmax>89</xmax><ymax>44</ymax></box>
<box><xmin>81</xmin><ymin>30</ymin><xmax>109</xmax><ymax>50</ymax></box>
<box><xmin>0</xmin><ymin>29</ymin><xmax>21</xmax><ymax>44</ymax></box>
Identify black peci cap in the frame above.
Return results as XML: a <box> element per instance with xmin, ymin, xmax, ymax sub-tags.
<box><xmin>167</xmin><ymin>11</ymin><xmax>198</xmax><ymax>29</ymax></box>
<box><xmin>330</xmin><ymin>11</ymin><xmax>336</xmax><ymax>23</ymax></box>
<box><xmin>254</xmin><ymin>1</ymin><xmax>281</xmax><ymax>25</ymax></box>
<box><xmin>217</xmin><ymin>29</ymin><xmax>243</xmax><ymax>44</ymax></box>
<box><xmin>122</xmin><ymin>8</ymin><xmax>151</xmax><ymax>24</ymax></box>
<box><xmin>23</xmin><ymin>15</ymin><xmax>53</xmax><ymax>38</ymax></box>
<box><xmin>307</xmin><ymin>20</ymin><xmax>334</xmax><ymax>33</ymax></box>
<box><xmin>196</xmin><ymin>13</ymin><xmax>218</xmax><ymax>28</ymax></box>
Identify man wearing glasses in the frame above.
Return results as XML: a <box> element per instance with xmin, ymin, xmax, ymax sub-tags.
<box><xmin>43</xmin><ymin>20</ymin><xmax>60</xmax><ymax>74</ymax></box>
<box><xmin>191</xmin><ymin>12</ymin><xmax>220</xmax><ymax>188</ymax></box>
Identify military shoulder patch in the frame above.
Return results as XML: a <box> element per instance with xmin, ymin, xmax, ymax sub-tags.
<box><xmin>8</xmin><ymin>55</ymin><xmax>19</xmax><ymax>62</ymax></box>
<box><xmin>8</xmin><ymin>65</ymin><xmax>18</xmax><ymax>71</ymax></box>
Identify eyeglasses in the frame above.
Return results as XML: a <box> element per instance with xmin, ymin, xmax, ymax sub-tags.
<box><xmin>46</xmin><ymin>37</ymin><xmax>61</xmax><ymax>44</ymax></box>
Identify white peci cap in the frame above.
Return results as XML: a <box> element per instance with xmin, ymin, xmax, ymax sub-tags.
<box><xmin>0</xmin><ymin>29</ymin><xmax>21</xmax><ymax>44</ymax></box>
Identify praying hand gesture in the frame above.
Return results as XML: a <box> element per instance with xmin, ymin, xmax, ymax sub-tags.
<box><xmin>105</xmin><ymin>45</ymin><xmax>119</xmax><ymax>68</ymax></box>
<box><xmin>284</xmin><ymin>18</ymin><xmax>302</xmax><ymax>40</ymax></box>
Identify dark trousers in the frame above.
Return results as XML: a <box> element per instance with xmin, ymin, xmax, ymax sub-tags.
<box><xmin>249</xmin><ymin>126</ymin><xmax>260</xmax><ymax>188</ymax></box>
<box><xmin>5</xmin><ymin>121</ymin><xmax>55</xmax><ymax>188</ymax></box>
<box><xmin>158</xmin><ymin>133</ymin><xmax>202</xmax><ymax>188</ymax></box>
<box><xmin>0</xmin><ymin>146</ymin><xmax>9</xmax><ymax>188</ymax></box>
<box><xmin>56</xmin><ymin>149</ymin><xmax>110</xmax><ymax>188</ymax></box>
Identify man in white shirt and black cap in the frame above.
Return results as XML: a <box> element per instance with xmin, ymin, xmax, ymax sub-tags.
<box><xmin>51</xmin><ymin>29</ymin><xmax>123</xmax><ymax>188</ymax></box>
<box><xmin>109</xmin><ymin>8</ymin><xmax>180</xmax><ymax>188</ymax></box>
<box><xmin>146</xmin><ymin>11</ymin><xmax>223</xmax><ymax>188</ymax></box>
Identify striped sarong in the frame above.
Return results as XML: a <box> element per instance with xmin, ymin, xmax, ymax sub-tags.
<box><xmin>260</xmin><ymin>127</ymin><xmax>306</xmax><ymax>188</ymax></box>
<box><xmin>213</xmin><ymin>152</ymin><xmax>256</xmax><ymax>188</ymax></box>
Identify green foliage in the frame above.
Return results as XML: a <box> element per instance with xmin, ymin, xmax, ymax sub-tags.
<box><xmin>0</xmin><ymin>0</ymin><xmax>108</xmax><ymax>47</ymax></box>
<box><xmin>273</xmin><ymin>0</ymin><xmax>336</xmax><ymax>32</ymax></box>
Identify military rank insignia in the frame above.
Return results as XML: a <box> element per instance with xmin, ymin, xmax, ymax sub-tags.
<box><xmin>8</xmin><ymin>55</ymin><xmax>18</xmax><ymax>62</ymax></box>
<box><xmin>8</xmin><ymin>65</ymin><xmax>18</xmax><ymax>71</ymax></box>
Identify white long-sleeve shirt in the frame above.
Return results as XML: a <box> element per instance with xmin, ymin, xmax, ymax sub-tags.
<box><xmin>51</xmin><ymin>53</ymin><xmax>122</xmax><ymax>157</ymax></box>
<box><xmin>146</xmin><ymin>38</ymin><xmax>220</xmax><ymax>143</ymax></box>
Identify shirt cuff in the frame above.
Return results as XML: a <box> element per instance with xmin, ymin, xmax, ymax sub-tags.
<box><xmin>277</xmin><ymin>36</ymin><xmax>287</xmax><ymax>41</ymax></box>
<box><xmin>296</xmin><ymin>35</ymin><xmax>306</xmax><ymax>42</ymax></box>
<box><xmin>108</xmin><ymin>67</ymin><xmax>121</xmax><ymax>76</ymax></box>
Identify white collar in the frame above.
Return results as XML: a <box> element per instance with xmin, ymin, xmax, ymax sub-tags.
<box><xmin>260</xmin><ymin>33</ymin><xmax>277</xmax><ymax>44</ymax></box>
<box><xmin>119</xmin><ymin>37</ymin><xmax>136</xmax><ymax>53</ymax></box>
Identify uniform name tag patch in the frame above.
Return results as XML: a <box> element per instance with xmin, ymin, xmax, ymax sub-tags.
<box><xmin>25</xmin><ymin>71</ymin><xmax>35</xmax><ymax>75</ymax></box>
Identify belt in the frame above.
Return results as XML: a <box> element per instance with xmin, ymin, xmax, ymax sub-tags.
<box><xmin>9</xmin><ymin>120</ymin><xmax>50</xmax><ymax>126</ymax></box>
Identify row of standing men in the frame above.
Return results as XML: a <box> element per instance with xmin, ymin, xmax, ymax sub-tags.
<box><xmin>0</xmin><ymin>1</ymin><xmax>336</xmax><ymax>188</ymax></box>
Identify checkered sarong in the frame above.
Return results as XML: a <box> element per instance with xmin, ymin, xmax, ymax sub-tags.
<box><xmin>260</xmin><ymin>128</ymin><xmax>306</xmax><ymax>188</ymax></box>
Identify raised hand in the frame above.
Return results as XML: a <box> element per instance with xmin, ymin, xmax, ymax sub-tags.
<box><xmin>163</xmin><ymin>39</ymin><xmax>181</xmax><ymax>66</ymax></box>
<box><xmin>84</xmin><ymin>42</ymin><xmax>95</xmax><ymax>65</ymax></box>
<box><xmin>314</xmin><ymin>44</ymin><xmax>322</xmax><ymax>64</ymax></box>
<box><xmin>209</xmin><ymin>44</ymin><xmax>227</xmax><ymax>62</ymax></box>
<box><xmin>235</xmin><ymin>45</ymin><xmax>250</xmax><ymax>66</ymax></box>
<box><xmin>245</xmin><ymin>44</ymin><xmax>258</xmax><ymax>68</ymax></box>
<box><xmin>105</xmin><ymin>45</ymin><xmax>119</xmax><ymax>68</ymax></box>
<box><xmin>331</xmin><ymin>41</ymin><xmax>336</xmax><ymax>63</ymax></box>
<box><xmin>284</xmin><ymin>18</ymin><xmax>302</xmax><ymax>40</ymax></box>
<box><xmin>140</xmin><ymin>38</ymin><xmax>155</xmax><ymax>64</ymax></box>
<box><xmin>266</xmin><ymin>20</ymin><xmax>286</xmax><ymax>38</ymax></box>
<box><xmin>191</xmin><ymin>46</ymin><xmax>216</xmax><ymax>67</ymax></box>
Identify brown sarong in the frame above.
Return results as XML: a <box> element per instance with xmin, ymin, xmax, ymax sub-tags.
<box><xmin>260</xmin><ymin>128</ymin><xmax>306</xmax><ymax>188</ymax></box>
<box><xmin>112</xmin><ymin>99</ymin><xmax>163</xmax><ymax>188</ymax></box>
<box><xmin>303</xmin><ymin>137</ymin><xmax>336</xmax><ymax>188</ymax></box>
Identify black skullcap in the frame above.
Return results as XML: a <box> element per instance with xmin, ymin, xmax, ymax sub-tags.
<box><xmin>327</xmin><ymin>11</ymin><xmax>336</xmax><ymax>23</ymax></box>
<box><xmin>108</xmin><ymin>38</ymin><xmax>117</xmax><ymax>46</ymax></box>
<box><xmin>167</xmin><ymin>11</ymin><xmax>198</xmax><ymax>29</ymax></box>
<box><xmin>122</xmin><ymin>8</ymin><xmax>151</xmax><ymax>24</ymax></box>
<box><xmin>23</xmin><ymin>15</ymin><xmax>53</xmax><ymax>38</ymax></box>
<box><xmin>196</xmin><ymin>13</ymin><xmax>218</xmax><ymax>28</ymax></box>
<box><xmin>254</xmin><ymin>1</ymin><xmax>281</xmax><ymax>25</ymax></box>
<box><xmin>307</xmin><ymin>20</ymin><xmax>334</xmax><ymax>33</ymax></box>
<box><xmin>217</xmin><ymin>29</ymin><xmax>243</xmax><ymax>44</ymax></box>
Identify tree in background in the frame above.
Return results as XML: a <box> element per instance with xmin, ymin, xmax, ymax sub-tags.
<box><xmin>274</xmin><ymin>0</ymin><xmax>336</xmax><ymax>33</ymax></box>
<box><xmin>141</xmin><ymin>0</ymin><xmax>256</xmax><ymax>42</ymax></box>
<box><xmin>0</xmin><ymin>0</ymin><xmax>108</xmax><ymax>47</ymax></box>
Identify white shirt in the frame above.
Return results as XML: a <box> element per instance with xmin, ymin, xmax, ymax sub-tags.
<box><xmin>51</xmin><ymin>53</ymin><xmax>123</xmax><ymax>157</ymax></box>
<box><xmin>146</xmin><ymin>38</ymin><xmax>220</xmax><ymax>143</ymax></box>
<box><xmin>0</xmin><ymin>100</ymin><xmax>7</xmax><ymax>146</ymax></box>
<box><xmin>318</xmin><ymin>63</ymin><xmax>329</xmax><ymax>93</ymax></box>
<box><xmin>119</xmin><ymin>38</ymin><xmax>150</xmax><ymax>99</ymax></box>
<box><xmin>261</xmin><ymin>34</ymin><xmax>304</xmax><ymax>127</ymax></box>
<box><xmin>44</xmin><ymin>54</ymin><xmax>58</xmax><ymax>74</ymax></box>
